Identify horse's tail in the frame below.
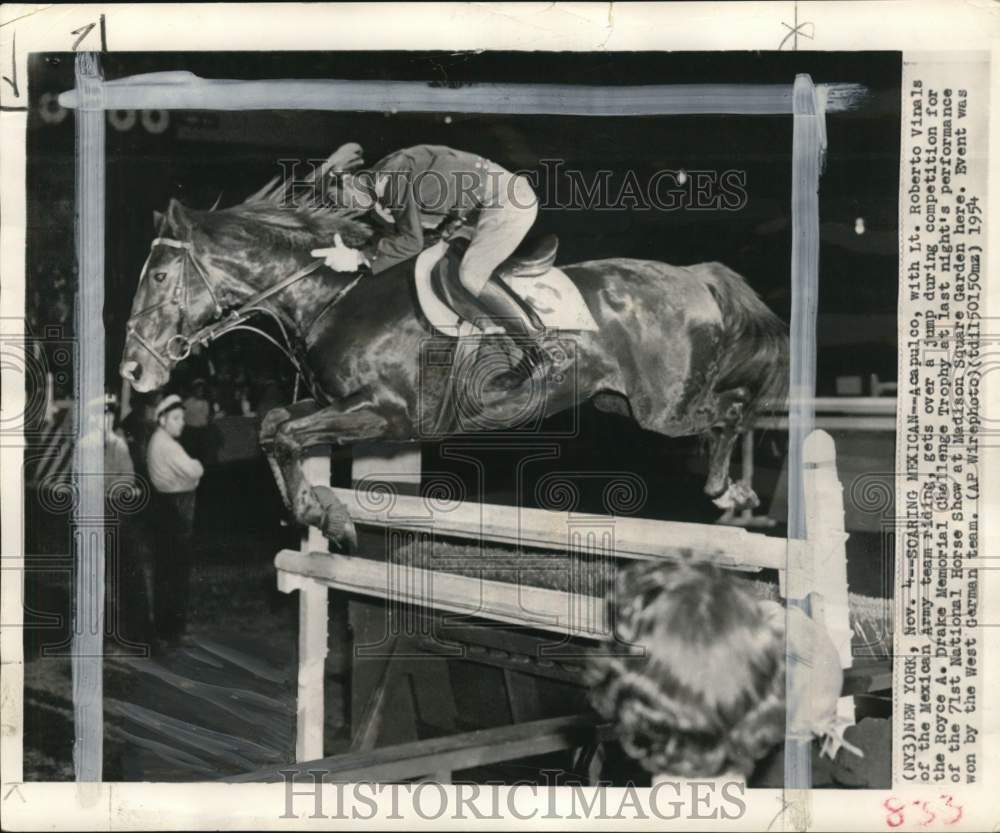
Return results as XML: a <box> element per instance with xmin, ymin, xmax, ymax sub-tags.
<box><xmin>701</xmin><ymin>262</ymin><xmax>789</xmax><ymax>419</ymax></box>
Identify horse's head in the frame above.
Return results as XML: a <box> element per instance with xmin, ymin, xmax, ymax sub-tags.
<box><xmin>121</xmin><ymin>196</ymin><xmax>375</xmax><ymax>393</ymax></box>
<box><xmin>120</xmin><ymin>199</ymin><xmax>224</xmax><ymax>392</ymax></box>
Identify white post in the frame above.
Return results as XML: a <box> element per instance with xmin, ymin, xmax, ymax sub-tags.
<box><xmin>290</xmin><ymin>448</ymin><xmax>332</xmax><ymax>762</ymax></box>
<box><xmin>282</xmin><ymin>442</ymin><xmax>422</xmax><ymax>763</ymax></box>
<box><xmin>803</xmin><ymin>430</ymin><xmax>853</xmax><ymax>722</ymax></box>
<box><xmin>290</xmin><ymin>580</ymin><xmax>328</xmax><ymax>762</ymax></box>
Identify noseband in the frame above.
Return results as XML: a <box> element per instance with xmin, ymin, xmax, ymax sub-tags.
<box><xmin>126</xmin><ymin>236</ymin><xmax>358</xmax><ymax>377</ymax></box>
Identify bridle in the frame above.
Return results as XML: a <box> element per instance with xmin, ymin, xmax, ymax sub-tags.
<box><xmin>126</xmin><ymin>236</ymin><xmax>363</xmax><ymax>379</ymax></box>
<box><xmin>126</xmin><ymin>238</ymin><xmax>224</xmax><ymax>371</ymax></box>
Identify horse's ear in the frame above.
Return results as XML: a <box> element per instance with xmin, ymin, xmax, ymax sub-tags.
<box><xmin>166</xmin><ymin>198</ymin><xmax>192</xmax><ymax>237</ymax></box>
<box><xmin>152</xmin><ymin>210</ymin><xmax>164</xmax><ymax>231</ymax></box>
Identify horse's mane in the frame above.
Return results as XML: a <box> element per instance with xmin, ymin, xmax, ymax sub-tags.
<box><xmin>192</xmin><ymin>201</ymin><xmax>373</xmax><ymax>251</ymax></box>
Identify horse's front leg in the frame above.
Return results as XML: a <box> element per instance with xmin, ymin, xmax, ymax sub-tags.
<box><xmin>260</xmin><ymin>399</ymin><xmax>324</xmax><ymax>511</ymax></box>
<box><xmin>271</xmin><ymin>400</ymin><xmax>393</xmax><ymax>551</ymax></box>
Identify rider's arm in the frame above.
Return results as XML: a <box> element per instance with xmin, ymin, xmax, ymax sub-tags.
<box><xmin>369</xmin><ymin>169</ymin><xmax>424</xmax><ymax>274</ymax></box>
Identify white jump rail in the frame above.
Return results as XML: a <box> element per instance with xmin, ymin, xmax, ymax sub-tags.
<box><xmin>277</xmin><ymin>429</ymin><xmax>851</xmax><ymax>764</ymax></box>
<box><xmin>329</xmin><ymin>486</ymin><xmax>788</xmax><ymax>573</ymax></box>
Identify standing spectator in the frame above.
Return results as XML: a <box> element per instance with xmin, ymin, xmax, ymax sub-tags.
<box><xmin>146</xmin><ymin>395</ymin><xmax>204</xmax><ymax>654</ymax></box>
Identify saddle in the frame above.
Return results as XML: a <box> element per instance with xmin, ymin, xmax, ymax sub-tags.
<box><xmin>430</xmin><ymin>234</ymin><xmax>559</xmax><ymax>333</ymax></box>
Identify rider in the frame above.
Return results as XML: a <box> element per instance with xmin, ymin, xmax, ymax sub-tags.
<box><xmin>313</xmin><ymin>143</ymin><xmax>545</xmax><ymax>381</ymax></box>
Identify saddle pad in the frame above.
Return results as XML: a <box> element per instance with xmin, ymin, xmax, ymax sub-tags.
<box><xmin>414</xmin><ymin>241</ymin><xmax>600</xmax><ymax>337</ymax></box>
<box><xmin>499</xmin><ymin>271</ymin><xmax>599</xmax><ymax>333</ymax></box>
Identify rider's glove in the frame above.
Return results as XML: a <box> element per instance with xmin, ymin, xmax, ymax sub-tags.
<box><xmin>311</xmin><ymin>233</ymin><xmax>370</xmax><ymax>272</ymax></box>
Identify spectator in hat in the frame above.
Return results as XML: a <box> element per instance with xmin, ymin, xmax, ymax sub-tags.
<box><xmin>146</xmin><ymin>394</ymin><xmax>204</xmax><ymax>653</ymax></box>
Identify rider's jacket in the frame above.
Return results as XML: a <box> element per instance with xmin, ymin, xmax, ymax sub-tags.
<box><xmin>363</xmin><ymin>145</ymin><xmax>493</xmax><ymax>274</ymax></box>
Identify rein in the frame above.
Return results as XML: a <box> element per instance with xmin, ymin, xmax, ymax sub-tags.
<box><xmin>126</xmin><ymin>236</ymin><xmax>362</xmax><ymax>380</ymax></box>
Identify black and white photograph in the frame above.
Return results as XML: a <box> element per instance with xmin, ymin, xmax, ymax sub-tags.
<box><xmin>2</xmin><ymin>3</ymin><xmax>996</xmax><ymax>829</ymax></box>
<box><xmin>20</xmin><ymin>45</ymin><xmax>898</xmax><ymax>788</ymax></box>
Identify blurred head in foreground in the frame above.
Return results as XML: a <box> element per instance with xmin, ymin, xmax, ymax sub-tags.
<box><xmin>586</xmin><ymin>559</ymin><xmax>786</xmax><ymax>779</ymax></box>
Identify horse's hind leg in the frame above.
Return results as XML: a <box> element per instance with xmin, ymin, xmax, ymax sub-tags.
<box><xmin>626</xmin><ymin>379</ymin><xmax>757</xmax><ymax>511</ymax></box>
<box><xmin>703</xmin><ymin>387</ymin><xmax>759</xmax><ymax>511</ymax></box>
<box><xmin>271</xmin><ymin>401</ymin><xmax>394</xmax><ymax>551</ymax></box>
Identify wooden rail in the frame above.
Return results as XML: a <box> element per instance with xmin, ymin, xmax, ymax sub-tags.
<box><xmin>277</xmin><ymin>549</ymin><xmax>611</xmax><ymax>639</ymax></box>
<box><xmin>226</xmin><ymin>714</ymin><xmax>610</xmax><ymax>783</ymax></box>
<box><xmin>723</xmin><ymin>397</ymin><xmax>897</xmax><ymax>528</ymax></box>
<box><xmin>330</xmin><ymin>487</ymin><xmax>787</xmax><ymax>574</ymax></box>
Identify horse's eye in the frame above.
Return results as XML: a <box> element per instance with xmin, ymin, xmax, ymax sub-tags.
<box><xmin>153</xmin><ymin>271</ymin><xmax>167</xmax><ymax>283</ymax></box>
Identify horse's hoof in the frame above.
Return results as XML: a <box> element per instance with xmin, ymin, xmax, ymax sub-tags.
<box><xmin>313</xmin><ymin>485</ymin><xmax>357</xmax><ymax>552</ymax></box>
<box><xmin>323</xmin><ymin>515</ymin><xmax>357</xmax><ymax>553</ymax></box>
<box><xmin>712</xmin><ymin>479</ymin><xmax>760</xmax><ymax>512</ymax></box>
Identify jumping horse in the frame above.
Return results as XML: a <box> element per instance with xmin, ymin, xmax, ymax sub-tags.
<box><xmin>121</xmin><ymin>198</ymin><xmax>788</xmax><ymax>550</ymax></box>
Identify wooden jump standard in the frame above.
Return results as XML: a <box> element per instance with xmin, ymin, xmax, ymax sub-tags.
<box><xmin>270</xmin><ymin>429</ymin><xmax>852</xmax><ymax>777</ymax></box>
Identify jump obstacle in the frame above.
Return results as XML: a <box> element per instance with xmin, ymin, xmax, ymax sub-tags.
<box><xmin>271</xmin><ymin>429</ymin><xmax>854</xmax><ymax>777</ymax></box>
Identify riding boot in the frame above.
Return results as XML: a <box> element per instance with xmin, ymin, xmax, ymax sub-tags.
<box><xmin>475</xmin><ymin>277</ymin><xmax>547</xmax><ymax>384</ymax></box>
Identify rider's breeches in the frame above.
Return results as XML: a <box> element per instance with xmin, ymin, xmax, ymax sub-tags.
<box><xmin>459</xmin><ymin>167</ymin><xmax>538</xmax><ymax>297</ymax></box>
